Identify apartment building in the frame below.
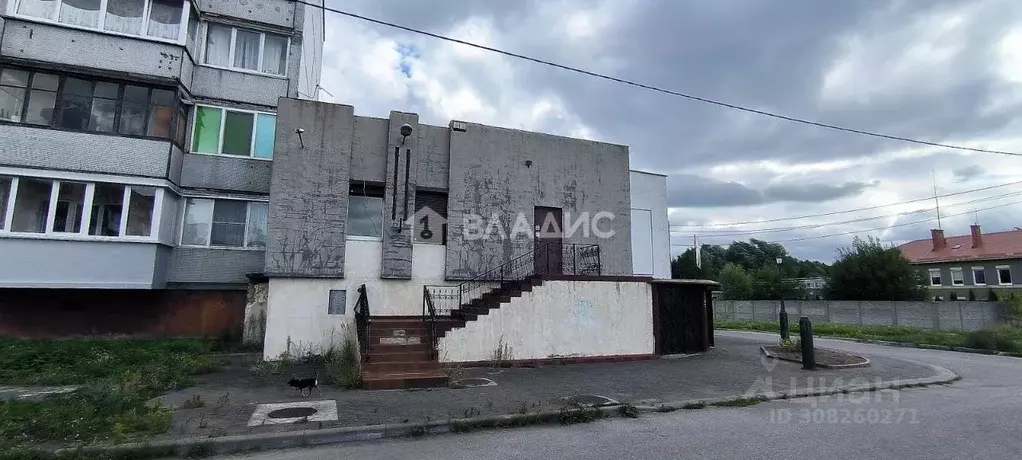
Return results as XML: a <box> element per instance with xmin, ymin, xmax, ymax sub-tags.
<box><xmin>0</xmin><ymin>0</ymin><xmax>324</xmax><ymax>336</ymax></box>
<box><xmin>900</xmin><ymin>226</ymin><xmax>1022</xmax><ymax>300</ymax></box>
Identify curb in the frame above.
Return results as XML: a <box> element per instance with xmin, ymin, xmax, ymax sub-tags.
<box><xmin>66</xmin><ymin>361</ymin><xmax>960</xmax><ymax>458</ymax></box>
<box><xmin>759</xmin><ymin>345</ymin><xmax>871</xmax><ymax>369</ymax></box>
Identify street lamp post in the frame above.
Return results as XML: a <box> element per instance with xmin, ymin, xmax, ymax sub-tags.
<box><xmin>776</xmin><ymin>257</ymin><xmax>789</xmax><ymax>341</ymax></box>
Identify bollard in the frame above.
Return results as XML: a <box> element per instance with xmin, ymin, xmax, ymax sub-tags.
<box><xmin>779</xmin><ymin>300</ymin><xmax>790</xmax><ymax>341</ymax></box>
<box><xmin>799</xmin><ymin>316</ymin><xmax>815</xmax><ymax>370</ymax></box>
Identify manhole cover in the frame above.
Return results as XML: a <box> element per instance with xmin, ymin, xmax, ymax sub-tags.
<box><xmin>563</xmin><ymin>394</ymin><xmax>619</xmax><ymax>407</ymax></box>
<box><xmin>453</xmin><ymin>377</ymin><xmax>497</xmax><ymax>388</ymax></box>
<box><xmin>267</xmin><ymin>407</ymin><xmax>318</xmax><ymax>419</ymax></box>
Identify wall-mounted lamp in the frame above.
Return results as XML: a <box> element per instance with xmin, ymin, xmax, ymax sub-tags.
<box><xmin>525</xmin><ymin>160</ymin><xmax>533</xmax><ymax>168</ymax></box>
<box><xmin>295</xmin><ymin>128</ymin><xmax>305</xmax><ymax>148</ymax></box>
<box><xmin>399</xmin><ymin>123</ymin><xmax>413</xmax><ymax>145</ymax></box>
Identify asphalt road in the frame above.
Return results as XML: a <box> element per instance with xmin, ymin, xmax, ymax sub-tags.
<box><xmin>217</xmin><ymin>331</ymin><xmax>1022</xmax><ymax>460</ymax></box>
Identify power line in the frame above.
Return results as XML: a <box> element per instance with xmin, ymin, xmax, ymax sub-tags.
<box><xmin>670</xmin><ymin>179</ymin><xmax>1022</xmax><ymax>228</ymax></box>
<box><xmin>295</xmin><ymin>0</ymin><xmax>1022</xmax><ymax>158</ymax></box>
<box><xmin>680</xmin><ymin>189</ymin><xmax>1022</xmax><ymax>237</ymax></box>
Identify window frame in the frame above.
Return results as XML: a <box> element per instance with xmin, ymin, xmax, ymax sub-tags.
<box><xmin>0</xmin><ymin>175</ymin><xmax>164</xmax><ymax>242</ymax></box>
<box><xmin>997</xmin><ymin>265</ymin><xmax>1013</xmax><ymax>286</ymax></box>
<box><xmin>176</xmin><ymin>196</ymin><xmax>268</xmax><ymax>250</ymax></box>
<box><xmin>950</xmin><ymin>267</ymin><xmax>964</xmax><ymax>286</ymax></box>
<box><xmin>346</xmin><ymin>182</ymin><xmax>385</xmax><ymax>241</ymax></box>
<box><xmin>200</xmin><ymin>22</ymin><xmax>291</xmax><ymax>78</ymax></box>
<box><xmin>972</xmin><ymin>266</ymin><xmax>987</xmax><ymax>286</ymax></box>
<box><xmin>189</xmin><ymin>104</ymin><xmax>276</xmax><ymax>160</ymax></box>
<box><xmin>928</xmin><ymin>268</ymin><xmax>942</xmax><ymax>287</ymax></box>
<box><xmin>10</xmin><ymin>0</ymin><xmax>191</xmax><ymax>45</ymax></box>
<box><xmin>0</xmin><ymin>65</ymin><xmax>185</xmax><ymax>146</ymax></box>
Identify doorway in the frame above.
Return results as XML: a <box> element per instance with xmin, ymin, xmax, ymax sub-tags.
<box><xmin>534</xmin><ymin>206</ymin><xmax>563</xmax><ymax>275</ymax></box>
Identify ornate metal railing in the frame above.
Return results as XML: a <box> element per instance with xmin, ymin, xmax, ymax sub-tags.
<box><xmin>353</xmin><ymin>284</ymin><xmax>370</xmax><ymax>362</ymax></box>
<box><xmin>423</xmin><ymin>243</ymin><xmax>602</xmax><ymax>318</ymax></box>
<box><xmin>422</xmin><ymin>286</ymin><xmax>439</xmax><ymax>360</ymax></box>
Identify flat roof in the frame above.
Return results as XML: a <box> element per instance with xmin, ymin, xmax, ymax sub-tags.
<box><xmin>629</xmin><ymin>169</ymin><xmax>668</xmax><ymax>177</ymax></box>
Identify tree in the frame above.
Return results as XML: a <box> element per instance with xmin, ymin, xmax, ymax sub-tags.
<box><xmin>671</xmin><ymin>239</ymin><xmax>829</xmax><ymax>282</ymax></box>
<box><xmin>751</xmin><ymin>265</ymin><xmax>807</xmax><ymax>300</ymax></box>
<box><xmin>671</xmin><ymin>249</ymin><xmax>704</xmax><ymax>279</ymax></box>
<box><xmin>824</xmin><ymin>236</ymin><xmax>927</xmax><ymax>301</ymax></box>
<box><xmin>718</xmin><ymin>263</ymin><xmax>754</xmax><ymax>300</ymax></box>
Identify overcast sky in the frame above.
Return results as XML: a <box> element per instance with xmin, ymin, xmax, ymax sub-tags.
<box><xmin>319</xmin><ymin>0</ymin><xmax>1022</xmax><ymax>263</ymax></box>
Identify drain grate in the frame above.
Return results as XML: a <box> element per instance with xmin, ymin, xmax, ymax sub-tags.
<box><xmin>563</xmin><ymin>394</ymin><xmax>619</xmax><ymax>407</ymax></box>
<box><xmin>267</xmin><ymin>407</ymin><xmax>318</xmax><ymax>419</ymax></box>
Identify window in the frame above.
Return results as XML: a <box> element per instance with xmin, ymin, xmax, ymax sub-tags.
<box><xmin>998</xmin><ymin>265</ymin><xmax>1013</xmax><ymax>285</ymax></box>
<box><xmin>203</xmin><ymin>24</ymin><xmax>289</xmax><ymax>76</ymax></box>
<box><xmin>950</xmin><ymin>268</ymin><xmax>964</xmax><ymax>286</ymax></box>
<box><xmin>0</xmin><ymin>66</ymin><xmax>184</xmax><ymax>144</ymax></box>
<box><xmin>414</xmin><ymin>190</ymin><xmax>448</xmax><ymax>244</ymax></box>
<box><xmin>328</xmin><ymin>290</ymin><xmax>346</xmax><ymax>315</ymax></box>
<box><xmin>16</xmin><ymin>0</ymin><xmax>188</xmax><ymax>42</ymax></box>
<box><xmin>180</xmin><ymin>198</ymin><xmax>267</xmax><ymax>248</ymax></box>
<box><xmin>347</xmin><ymin>183</ymin><xmax>384</xmax><ymax>239</ymax></box>
<box><xmin>185</xmin><ymin>5</ymin><xmax>198</xmax><ymax>51</ymax></box>
<box><xmin>972</xmin><ymin>267</ymin><xmax>986</xmax><ymax>286</ymax></box>
<box><xmin>191</xmin><ymin>105</ymin><xmax>276</xmax><ymax>158</ymax></box>
<box><xmin>929</xmin><ymin>268</ymin><xmax>942</xmax><ymax>286</ymax></box>
<box><xmin>0</xmin><ymin>178</ymin><xmax>156</xmax><ymax>238</ymax></box>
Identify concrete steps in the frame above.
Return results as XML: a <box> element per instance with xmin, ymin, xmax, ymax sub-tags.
<box><xmin>361</xmin><ymin>317</ymin><xmax>448</xmax><ymax>390</ymax></box>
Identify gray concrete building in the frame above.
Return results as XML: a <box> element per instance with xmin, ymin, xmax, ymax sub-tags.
<box><xmin>0</xmin><ymin>0</ymin><xmax>323</xmax><ymax>336</ymax></box>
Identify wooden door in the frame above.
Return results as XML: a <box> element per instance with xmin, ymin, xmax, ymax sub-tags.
<box><xmin>533</xmin><ymin>207</ymin><xmax>563</xmax><ymax>275</ymax></box>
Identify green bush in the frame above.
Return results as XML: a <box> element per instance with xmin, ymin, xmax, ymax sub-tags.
<box><xmin>965</xmin><ymin>325</ymin><xmax>1022</xmax><ymax>353</ymax></box>
<box><xmin>324</xmin><ymin>336</ymin><xmax>362</xmax><ymax>389</ymax></box>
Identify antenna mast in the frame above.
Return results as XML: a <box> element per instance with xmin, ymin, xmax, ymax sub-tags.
<box><xmin>932</xmin><ymin>170</ymin><xmax>942</xmax><ymax>230</ymax></box>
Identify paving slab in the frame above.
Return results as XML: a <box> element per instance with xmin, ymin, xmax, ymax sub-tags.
<box><xmin>149</xmin><ymin>334</ymin><xmax>940</xmax><ymax>442</ymax></box>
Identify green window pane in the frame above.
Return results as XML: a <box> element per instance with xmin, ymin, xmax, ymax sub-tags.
<box><xmin>253</xmin><ymin>113</ymin><xmax>275</xmax><ymax>159</ymax></box>
<box><xmin>192</xmin><ymin>106</ymin><xmax>222</xmax><ymax>153</ymax></box>
<box><xmin>222</xmin><ymin>111</ymin><xmax>254</xmax><ymax>155</ymax></box>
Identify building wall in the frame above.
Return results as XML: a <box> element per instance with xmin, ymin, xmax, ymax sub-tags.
<box><xmin>438</xmin><ymin>280</ymin><xmax>655</xmax><ymax>362</ymax></box>
<box><xmin>295</xmin><ymin>0</ymin><xmax>324</xmax><ymax>100</ymax></box>
<box><xmin>915</xmin><ymin>260</ymin><xmax>1022</xmax><ymax>298</ymax></box>
<box><xmin>262</xmin><ymin>241</ymin><xmax>453</xmax><ymax>358</ymax></box>
<box><xmin>0</xmin><ymin>124</ymin><xmax>171</xmax><ymax>178</ymax></box>
<box><xmin>0</xmin><ymin>239</ymin><xmax>169</xmax><ymax>289</ymax></box>
<box><xmin>179</xmin><ymin>153</ymin><xmax>273</xmax><ymax>194</ymax></box>
<box><xmin>198</xmin><ymin>0</ymin><xmax>297</xmax><ymax>29</ymax></box>
<box><xmin>445</xmin><ymin>122</ymin><xmax>633</xmax><ymax>279</ymax></box>
<box><xmin>189</xmin><ymin>66</ymin><xmax>290</xmax><ymax>107</ymax></box>
<box><xmin>166</xmin><ymin>247</ymin><xmax>264</xmax><ymax>286</ymax></box>
<box><xmin>0</xmin><ymin>288</ymin><xmax>245</xmax><ymax>338</ymax></box>
<box><xmin>629</xmin><ymin>171</ymin><xmax>670</xmax><ymax>278</ymax></box>
<box><xmin>716</xmin><ymin>299</ymin><xmax>1004</xmax><ymax>332</ymax></box>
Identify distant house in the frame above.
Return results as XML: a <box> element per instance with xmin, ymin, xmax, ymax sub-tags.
<box><xmin>898</xmin><ymin>225</ymin><xmax>1022</xmax><ymax>300</ymax></box>
<box><xmin>791</xmin><ymin>277</ymin><xmax>826</xmax><ymax>300</ymax></box>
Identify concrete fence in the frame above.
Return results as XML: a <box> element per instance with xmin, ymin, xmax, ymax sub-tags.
<box><xmin>714</xmin><ymin>299</ymin><xmax>1004</xmax><ymax>332</ymax></box>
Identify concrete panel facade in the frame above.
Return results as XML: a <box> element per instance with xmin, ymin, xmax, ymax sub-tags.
<box><xmin>165</xmin><ymin>247</ymin><xmax>264</xmax><ymax>285</ymax></box>
<box><xmin>445</xmin><ymin>122</ymin><xmax>633</xmax><ymax>279</ymax></box>
<box><xmin>438</xmin><ymin>280</ymin><xmax>655</xmax><ymax>362</ymax></box>
<box><xmin>179</xmin><ymin>153</ymin><xmax>272</xmax><ymax>194</ymax></box>
<box><xmin>265</xmin><ymin>99</ymin><xmax>352</xmax><ymax>276</ymax></box>
<box><xmin>190</xmin><ymin>66</ymin><xmax>289</xmax><ymax>107</ymax></box>
<box><xmin>0</xmin><ymin>238</ymin><xmax>167</xmax><ymax>288</ymax></box>
<box><xmin>416</xmin><ymin>124</ymin><xmax>450</xmax><ymax>190</ymax></box>
<box><xmin>350</xmin><ymin>116</ymin><xmax>389</xmax><ymax>182</ymax></box>
<box><xmin>380</xmin><ymin>111</ymin><xmax>418</xmax><ymax>279</ymax></box>
<box><xmin>198</xmin><ymin>0</ymin><xmax>297</xmax><ymax>28</ymax></box>
<box><xmin>1</xmin><ymin>19</ymin><xmax>186</xmax><ymax>82</ymax></box>
<box><xmin>0</xmin><ymin>124</ymin><xmax>171</xmax><ymax>178</ymax></box>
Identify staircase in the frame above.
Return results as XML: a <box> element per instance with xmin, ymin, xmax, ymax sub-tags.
<box><xmin>356</xmin><ymin>243</ymin><xmax>600</xmax><ymax>390</ymax></box>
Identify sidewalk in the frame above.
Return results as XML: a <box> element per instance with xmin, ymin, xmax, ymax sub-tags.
<box><xmin>141</xmin><ymin>334</ymin><xmax>949</xmax><ymax>449</ymax></box>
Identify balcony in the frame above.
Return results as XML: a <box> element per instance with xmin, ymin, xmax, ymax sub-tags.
<box><xmin>0</xmin><ymin>238</ymin><xmax>171</xmax><ymax>289</ymax></box>
<box><xmin>0</xmin><ymin>123</ymin><xmax>173</xmax><ymax>178</ymax></box>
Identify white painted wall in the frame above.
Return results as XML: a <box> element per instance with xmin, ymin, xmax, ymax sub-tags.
<box><xmin>263</xmin><ymin>240</ymin><xmax>453</xmax><ymax>359</ymax></box>
<box><xmin>438</xmin><ymin>280</ymin><xmax>655</xmax><ymax>362</ymax></box>
<box><xmin>629</xmin><ymin>170</ymin><xmax>670</xmax><ymax>278</ymax></box>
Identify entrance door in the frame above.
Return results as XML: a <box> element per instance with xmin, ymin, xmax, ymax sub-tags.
<box><xmin>534</xmin><ymin>207</ymin><xmax>563</xmax><ymax>275</ymax></box>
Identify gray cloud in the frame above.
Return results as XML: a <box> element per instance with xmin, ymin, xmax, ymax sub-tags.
<box><xmin>953</xmin><ymin>164</ymin><xmax>984</xmax><ymax>182</ymax></box>
<box><xmin>668</xmin><ymin>175</ymin><xmax>873</xmax><ymax>207</ymax></box>
<box><xmin>764</xmin><ymin>181</ymin><xmax>876</xmax><ymax>202</ymax></box>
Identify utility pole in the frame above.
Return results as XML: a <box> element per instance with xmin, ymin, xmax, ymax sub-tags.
<box><xmin>694</xmin><ymin>234</ymin><xmax>701</xmax><ymax>269</ymax></box>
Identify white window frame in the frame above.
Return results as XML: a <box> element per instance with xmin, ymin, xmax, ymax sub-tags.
<box><xmin>177</xmin><ymin>196</ymin><xmax>268</xmax><ymax>250</ymax></box>
<box><xmin>346</xmin><ymin>195</ymin><xmax>385</xmax><ymax>241</ymax></box>
<box><xmin>0</xmin><ymin>176</ymin><xmax>163</xmax><ymax>242</ymax></box>
<box><xmin>189</xmin><ymin>104</ymin><xmax>276</xmax><ymax>160</ymax></box>
<box><xmin>9</xmin><ymin>0</ymin><xmax>190</xmax><ymax>45</ymax></box>
<box><xmin>928</xmin><ymin>268</ymin><xmax>942</xmax><ymax>287</ymax></box>
<box><xmin>997</xmin><ymin>265</ymin><xmax>1013</xmax><ymax>286</ymax></box>
<box><xmin>199</xmin><ymin>22</ymin><xmax>291</xmax><ymax>78</ymax></box>
<box><xmin>950</xmin><ymin>267</ymin><xmax>964</xmax><ymax>286</ymax></box>
<box><xmin>972</xmin><ymin>266</ymin><xmax>987</xmax><ymax>286</ymax></box>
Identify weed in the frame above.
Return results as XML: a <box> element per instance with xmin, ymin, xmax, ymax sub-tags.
<box><xmin>182</xmin><ymin>394</ymin><xmax>205</xmax><ymax>409</ymax></box>
<box><xmin>463</xmin><ymin>407</ymin><xmax>480</xmax><ymax>418</ymax></box>
<box><xmin>557</xmin><ymin>404</ymin><xmax>605</xmax><ymax>425</ymax></box>
<box><xmin>681</xmin><ymin>402</ymin><xmax>706</xmax><ymax>410</ymax></box>
<box><xmin>711</xmin><ymin>396</ymin><xmax>768</xmax><ymax>408</ymax></box>
<box><xmin>778</xmin><ymin>339</ymin><xmax>801</xmax><ymax>353</ymax></box>
<box><xmin>409</xmin><ymin>426</ymin><xmax>427</xmax><ymax>437</ymax></box>
<box><xmin>618</xmin><ymin>404</ymin><xmax>639</xmax><ymax>418</ymax></box>
<box><xmin>213</xmin><ymin>392</ymin><xmax>230</xmax><ymax>413</ymax></box>
<box><xmin>965</xmin><ymin>325</ymin><xmax>1022</xmax><ymax>353</ymax></box>
<box><xmin>489</xmin><ymin>336</ymin><xmax>514</xmax><ymax>368</ymax></box>
<box><xmin>517</xmin><ymin>402</ymin><xmax>529</xmax><ymax>415</ymax></box>
<box><xmin>185</xmin><ymin>442</ymin><xmax>215</xmax><ymax>459</ymax></box>
<box><xmin>323</xmin><ymin>334</ymin><xmax>362</xmax><ymax>389</ymax></box>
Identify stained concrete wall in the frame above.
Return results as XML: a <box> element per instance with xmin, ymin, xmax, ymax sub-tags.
<box><xmin>0</xmin><ymin>124</ymin><xmax>171</xmax><ymax>178</ymax></box>
<box><xmin>351</xmin><ymin>116</ymin><xmax>389</xmax><ymax>182</ymax></box>
<box><xmin>416</xmin><ymin>124</ymin><xmax>450</xmax><ymax>190</ymax></box>
<box><xmin>166</xmin><ymin>247</ymin><xmax>264</xmax><ymax>285</ymax></box>
<box><xmin>445</xmin><ymin>122</ymin><xmax>633</xmax><ymax>279</ymax></box>
<box><xmin>190</xmin><ymin>66</ymin><xmax>290</xmax><ymax>107</ymax></box>
<box><xmin>380</xmin><ymin>111</ymin><xmax>418</xmax><ymax>279</ymax></box>
<box><xmin>262</xmin><ymin>241</ymin><xmax>454</xmax><ymax>358</ymax></box>
<box><xmin>295</xmin><ymin>0</ymin><xmax>323</xmax><ymax>101</ymax></box>
<box><xmin>716</xmin><ymin>299</ymin><xmax>1004</xmax><ymax>332</ymax></box>
<box><xmin>438</xmin><ymin>280</ymin><xmax>655</xmax><ymax>362</ymax></box>
<box><xmin>179</xmin><ymin>153</ymin><xmax>273</xmax><ymax>194</ymax></box>
<box><xmin>198</xmin><ymin>0</ymin><xmax>296</xmax><ymax>29</ymax></box>
<box><xmin>244</xmin><ymin>281</ymin><xmax>268</xmax><ymax>346</ymax></box>
<box><xmin>629</xmin><ymin>171</ymin><xmax>670</xmax><ymax>279</ymax></box>
<box><xmin>264</xmin><ymin>99</ymin><xmax>352</xmax><ymax>276</ymax></box>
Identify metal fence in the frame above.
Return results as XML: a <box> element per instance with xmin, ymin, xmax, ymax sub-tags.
<box><xmin>714</xmin><ymin>299</ymin><xmax>1004</xmax><ymax>332</ymax></box>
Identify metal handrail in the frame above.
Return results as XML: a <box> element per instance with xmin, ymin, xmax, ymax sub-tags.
<box><xmin>422</xmin><ymin>286</ymin><xmax>439</xmax><ymax>359</ymax></box>
<box><xmin>353</xmin><ymin>284</ymin><xmax>370</xmax><ymax>362</ymax></box>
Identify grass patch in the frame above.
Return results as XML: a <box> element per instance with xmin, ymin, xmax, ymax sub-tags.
<box><xmin>0</xmin><ymin>338</ymin><xmax>221</xmax><ymax>451</ymax></box>
<box><xmin>618</xmin><ymin>404</ymin><xmax>639</xmax><ymax>418</ymax></box>
<box><xmin>710</xmin><ymin>396</ymin><xmax>768</xmax><ymax>408</ymax></box>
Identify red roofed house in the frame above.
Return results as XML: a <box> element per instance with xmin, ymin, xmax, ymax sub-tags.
<box><xmin>898</xmin><ymin>225</ymin><xmax>1022</xmax><ymax>300</ymax></box>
